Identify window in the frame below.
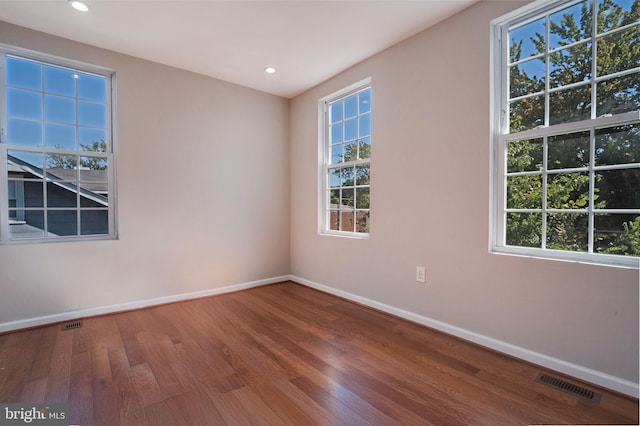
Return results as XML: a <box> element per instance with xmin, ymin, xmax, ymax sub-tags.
<box><xmin>492</xmin><ymin>0</ymin><xmax>639</xmax><ymax>267</ymax></box>
<box><xmin>320</xmin><ymin>80</ymin><xmax>371</xmax><ymax>237</ymax></box>
<box><xmin>0</xmin><ymin>47</ymin><xmax>116</xmax><ymax>242</ymax></box>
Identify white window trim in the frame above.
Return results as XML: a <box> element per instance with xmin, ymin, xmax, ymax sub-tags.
<box><xmin>0</xmin><ymin>44</ymin><xmax>118</xmax><ymax>244</ymax></box>
<box><xmin>318</xmin><ymin>77</ymin><xmax>372</xmax><ymax>238</ymax></box>
<box><xmin>489</xmin><ymin>1</ymin><xmax>640</xmax><ymax>269</ymax></box>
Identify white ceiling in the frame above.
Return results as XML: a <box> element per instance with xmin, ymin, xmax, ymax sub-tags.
<box><xmin>0</xmin><ymin>0</ymin><xmax>477</xmax><ymax>98</ymax></box>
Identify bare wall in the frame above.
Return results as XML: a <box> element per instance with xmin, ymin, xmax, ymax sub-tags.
<box><xmin>0</xmin><ymin>21</ymin><xmax>290</xmax><ymax>324</ymax></box>
<box><xmin>290</xmin><ymin>1</ymin><xmax>639</xmax><ymax>385</ymax></box>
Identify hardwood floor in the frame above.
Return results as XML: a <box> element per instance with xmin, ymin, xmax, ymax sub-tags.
<box><xmin>0</xmin><ymin>281</ymin><xmax>637</xmax><ymax>425</ymax></box>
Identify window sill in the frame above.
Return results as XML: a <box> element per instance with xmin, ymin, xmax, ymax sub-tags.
<box><xmin>319</xmin><ymin>230</ymin><xmax>370</xmax><ymax>240</ymax></box>
<box><xmin>491</xmin><ymin>246</ymin><xmax>639</xmax><ymax>269</ymax></box>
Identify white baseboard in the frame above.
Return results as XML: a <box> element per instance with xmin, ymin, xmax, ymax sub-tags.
<box><xmin>2</xmin><ymin>273</ymin><xmax>637</xmax><ymax>398</ymax></box>
<box><xmin>289</xmin><ymin>275</ymin><xmax>639</xmax><ymax>399</ymax></box>
<box><xmin>0</xmin><ymin>275</ymin><xmax>290</xmax><ymax>334</ymax></box>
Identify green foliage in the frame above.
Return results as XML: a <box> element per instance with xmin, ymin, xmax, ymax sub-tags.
<box><xmin>48</xmin><ymin>140</ymin><xmax>108</xmax><ymax>170</ymax></box>
<box><xmin>330</xmin><ymin>139</ymin><xmax>371</xmax><ymax>232</ymax></box>
<box><xmin>597</xmin><ymin>216</ymin><xmax>640</xmax><ymax>255</ymax></box>
<box><xmin>505</xmin><ymin>0</ymin><xmax>640</xmax><ymax>257</ymax></box>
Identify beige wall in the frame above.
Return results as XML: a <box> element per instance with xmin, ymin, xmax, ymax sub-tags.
<box><xmin>290</xmin><ymin>0</ymin><xmax>639</xmax><ymax>385</ymax></box>
<box><xmin>0</xmin><ymin>0</ymin><xmax>637</xmax><ymax>395</ymax></box>
<box><xmin>0</xmin><ymin>22</ymin><xmax>290</xmax><ymax>324</ymax></box>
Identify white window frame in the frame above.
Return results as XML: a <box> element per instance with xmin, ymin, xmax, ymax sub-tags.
<box><xmin>0</xmin><ymin>45</ymin><xmax>117</xmax><ymax>243</ymax></box>
<box><xmin>490</xmin><ymin>0</ymin><xmax>640</xmax><ymax>268</ymax></box>
<box><xmin>318</xmin><ymin>78</ymin><xmax>372</xmax><ymax>238</ymax></box>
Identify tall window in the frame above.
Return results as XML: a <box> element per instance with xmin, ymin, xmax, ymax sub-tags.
<box><xmin>320</xmin><ymin>80</ymin><xmax>371</xmax><ymax>236</ymax></box>
<box><xmin>492</xmin><ymin>0</ymin><xmax>639</xmax><ymax>267</ymax></box>
<box><xmin>0</xmin><ymin>48</ymin><xmax>116</xmax><ymax>242</ymax></box>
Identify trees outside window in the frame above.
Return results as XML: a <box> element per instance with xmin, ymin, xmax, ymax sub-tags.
<box><xmin>1</xmin><ymin>49</ymin><xmax>116</xmax><ymax>242</ymax></box>
<box><xmin>493</xmin><ymin>0</ymin><xmax>639</xmax><ymax>266</ymax></box>
<box><xmin>320</xmin><ymin>81</ymin><xmax>371</xmax><ymax>236</ymax></box>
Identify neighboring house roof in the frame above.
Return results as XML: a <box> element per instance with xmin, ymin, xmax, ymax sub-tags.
<box><xmin>46</xmin><ymin>168</ymin><xmax>108</xmax><ymax>195</ymax></box>
<box><xmin>7</xmin><ymin>155</ymin><xmax>108</xmax><ymax>207</ymax></box>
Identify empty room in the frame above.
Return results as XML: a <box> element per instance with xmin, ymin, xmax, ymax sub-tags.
<box><xmin>0</xmin><ymin>0</ymin><xmax>638</xmax><ymax>424</ymax></box>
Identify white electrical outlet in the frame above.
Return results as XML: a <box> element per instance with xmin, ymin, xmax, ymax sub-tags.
<box><xmin>416</xmin><ymin>266</ymin><xmax>426</xmax><ymax>283</ymax></box>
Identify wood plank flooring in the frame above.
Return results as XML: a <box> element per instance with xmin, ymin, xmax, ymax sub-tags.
<box><xmin>0</xmin><ymin>281</ymin><xmax>637</xmax><ymax>425</ymax></box>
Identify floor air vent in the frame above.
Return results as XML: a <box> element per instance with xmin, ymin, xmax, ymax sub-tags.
<box><xmin>535</xmin><ymin>373</ymin><xmax>602</xmax><ymax>404</ymax></box>
<box><xmin>61</xmin><ymin>320</ymin><xmax>82</xmax><ymax>331</ymax></box>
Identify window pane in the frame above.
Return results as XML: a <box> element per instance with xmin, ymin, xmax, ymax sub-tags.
<box><xmin>549</xmin><ymin>1</ymin><xmax>591</xmax><ymax>49</ymax></box>
<box><xmin>549</xmin><ymin>84</ymin><xmax>591</xmax><ymax>125</ymax></box>
<box><xmin>507</xmin><ymin>175</ymin><xmax>542</xmax><ymax>209</ymax></box>
<box><xmin>344</xmin><ymin>142</ymin><xmax>358</xmax><ymax>162</ymax></box>
<box><xmin>9</xmin><ymin>210</ymin><xmax>45</xmax><ymax>239</ymax></box>
<box><xmin>341</xmin><ymin>166</ymin><xmax>355</xmax><ymax>186</ymax></box>
<box><xmin>47</xmin><ymin>210</ymin><xmax>78</xmax><ymax>236</ymax></box>
<box><xmin>546</xmin><ymin>212</ymin><xmax>589</xmax><ymax>251</ymax></box>
<box><xmin>330</xmin><ymin>144</ymin><xmax>343</xmax><ymax>164</ymax></box>
<box><xmin>356</xmin><ymin>187</ymin><xmax>370</xmax><ymax>209</ymax></box>
<box><xmin>597</xmin><ymin>26</ymin><xmax>640</xmax><ymax>77</ymax></box>
<box><xmin>8</xmin><ymin>119</ymin><xmax>42</xmax><ymax>147</ymax></box>
<box><xmin>359</xmin><ymin>90</ymin><xmax>371</xmax><ymax>114</ymax></box>
<box><xmin>77</xmin><ymin>73</ymin><xmax>106</xmax><ymax>102</ymax></box>
<box><xmin>80</xmin><ymin>155</ymin><xmax>108</xmax><ymax>171</ymax></box>
<box><xmin>330</xmin><ymin>101</ymin><xmax>343</xmax><ymax>123</ymax></box>
<box><xmin>8</xmin><ymin>150</ymin><xmax>43</xmax><ymax>169</ymax></box>
<box><xmin>509</xmin><ymin>95</ymin><xmax>544</xmax><ymax>132</ymax></box>
<box><xmin>8</xmin><ymin>88</ymin><xmax>42</xmax><ymax>120</ymax></box>
<box><xmin>341</xmin><ymin>188</ymin><xmax>354</xmax><ymax>208</ymax></box>
<box><xmin>595</xmin><ymin>123</ymin><xmax>639</xmax><ymax>166</ymax></box>
<box><xmin>80</xmin><ymin>210</ymin><xmax>109</xmax><ymax>235</ymax></box>
<box><xmin>596</xmin><ymin>73</ymin><xmax>640</xmax><ymax>117</ymax></box>
<box><xmin>7</xmin><ymin>181</ymin><xmax>18</xmax><ymax>210</ymax></box>
<box><xmin>78</xmin><ymin>101</ymin><xmax>106</xmax><ymax>127</ymax></box>
<box><xmin>329</xmin><ymin>168</ymin><xmax>341</xmax><ymax>188</ymax></box>
<box><xmin>594</xmin><ymin>214</ymin><xmax>640</xmax><ymax>256</ymax></box>
<box><xmin>6</xmin><ymin>57</ymin><xmax>42</xmax><ymax>90</ymax></box>
<box><xmin>329</xmin><ymin>189</ymin><xmax>339</xmax><ymax>206</ymax></box>
<box><xmin>45</xmin><ymin>95</ymin><xmax>75</xmax><ymax>124</ymax></box>
<box><xmin>45</xmin><ymin>123</ymin><xmax>76</xmax><ymax>150</ymax></box>
<box><xmin>507</xmin><ymin>138</ymin><xmax>543</xmax><ymax>173</ymax></box>
<box><xmin>47</xmin><ymin>182</ymin><xmax>78</xmax><ymax>208</ymax></box>
<box><xmin>509</xmin><ymin>18</ymin><xmax>546</xmax><ymax>62</ymax></box>
<box><xmin>78</xmin><ymin>128</ymin><xmax>107</xmax><ymax>151</ymax></box>
<box><xmin>24</xmin><ymin>181</ymin><xmax>44</xmax><ymax>207</ymax></box>
<box><xmin>79</xmin><ymin>178</ymin><xmax>108</xmax><ymax>206</ymax></box>
<box><xmin>359</xmin><ymin>113</ymin><xmax>371</xmax><ymax>138</ymax></box>
<box><xmin>340</xmin><ymin>211</ymin><xmax>355</xmax><ymax>232</ymax></box>
<box><xmin>331</xmin><ymin>122</ymin><xmax>343</xmax><ymax>144</ymax></box>
<box><xmin>549</xmin><ymin>42</ymin><xmax>592</xmax><ymax>88</ymax></box>
<box><xmin>356</xmin><ymin>164</ymin><xmax>370</xmax><ymax>185</ymax></box>
<box><xmin>329</xmin><ymin>210</ymin><xmax>340</xmax><ymax>231</ymax></box>
<box><xmin>44</xmin><ymin>66</ymin><xmax>76</xmax><ymax>97</ymax></box>
<box><xmin>344</xmin><ymin>117</ymin><xmax>357</xmax><ymax>141</ymax></box>
<box><xmin>506</xmin><ymin>212</ymin><xmax>542</xmax><ymax>248</ymax></box>
<box><xmin>548</xmin><ymin>131</ymin><xmax>590</xmax><ymax>169</ymax></box>
<box><xmin>356</xmin><ymin>211</ymin><xmax>370</xmax><ymax>233</ymax></box>
<box><xmin>46</xmin><ymin>154</ymin><xmax>78</xmax><ymax>173</ymax></box>
<box><xmin>597</xmin><ymin>0</ymin><xmax>636</xmax><ymax>34</ymax></box>
<box><xmin>359</xmin><ymin>137</ymin><xmax>371</xmax><ymax>160</ymax></box>
<box><xmin>596</xmin><ymin>168</ymin><xmax>640</xmax><ymax>209</ymax></box>
<box><xmin>547</xmin><ymin>172</ymin><xmax>590</xmax><ymax>209</ymax></box>
<box><xmin>510</xmin><ymin>58</ymin><xmax>545</xmax><ymax>98</ymax></box>
<box><xmin>344</xmin><ymin>95</ymin><xmax>357</xmax><ymax>118</ymax></box>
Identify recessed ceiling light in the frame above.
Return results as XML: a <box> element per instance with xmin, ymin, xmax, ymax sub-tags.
<box><xmin>265</xmin><ymin>67</ymin><xmax>276</xmax><ymax>74</ymax></box>
<box><xmin>69</xmin><ymin>0</ymin><xmax>89</xmax><ymax>12</ymax></box>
